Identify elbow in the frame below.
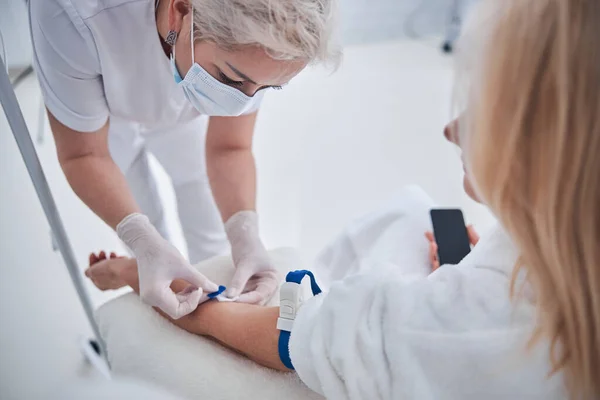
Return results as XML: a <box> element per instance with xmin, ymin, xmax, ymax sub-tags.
<box><xmin>58</xmin><ymin>152</ymin><xmax>93</xmax><ymax>174</ymax></box>
<box><xmin>58</xmin><ymin>152</ymin><xmax>112</xmax><ymax>184</ymax></box>
<box><xmin>205</xmin><ymin>144</ymin><xmax>253</xmax><ymax>170</ymax></box>
<box><xmin>206</xmin><ymin>142</ymin><xmax>251</xmax><ymax>158</ymax></box>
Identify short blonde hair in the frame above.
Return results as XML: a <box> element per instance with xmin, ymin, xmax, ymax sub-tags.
<box><xmin>190</xmin><ymin>0</ymin><xmax>340</xmax><ymax>65</ymax></box>
<box><xmin>459</xmin><ymin>1</ymin><xmax>600</xmax><ymax>398</ymax></box>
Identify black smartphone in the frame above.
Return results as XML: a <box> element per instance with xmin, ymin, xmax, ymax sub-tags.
<box><xmin>430</xmin><ymin>208</ymin><xmax>471</xmax><ymax>265</ymax></box>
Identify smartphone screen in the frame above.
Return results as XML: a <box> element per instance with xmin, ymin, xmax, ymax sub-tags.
<box><xmin>430</xmin><ymin>209</ymin><xmax>471</xmax><ymax>265</ymax></box>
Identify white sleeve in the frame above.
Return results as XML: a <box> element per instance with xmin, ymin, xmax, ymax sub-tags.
<box><xmin>289</xmin><ymin>272</ymin><xmax>401</xmax><ymax>398</ymax></box>
<box><xmin>29</xmin><ymin>0</ymin><xmax>108</xmax><ymax>132</ymax></box>
<box><xmin>313</xmin><ymin>185</ymin><xmax>436</xmax><ymax>290</ymax></box>
<box><xmin>288</xmin><ymin>264</ymin><xmax>528</xmax><ymax>399</ymax></box>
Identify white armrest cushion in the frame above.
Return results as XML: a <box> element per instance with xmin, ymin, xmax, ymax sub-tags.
<box><xmin>96</xmin><ymin>248</ymin><xmax>322</xmax><ymax>400</ymax></box>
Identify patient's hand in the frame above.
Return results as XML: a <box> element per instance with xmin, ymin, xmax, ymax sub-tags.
<box><xmin>86</xmin><ymin>251</ymin><xmax>133</xmax><ymax>290</ymax></box>
<box><xmin>425</xmin><ymin>225</ymin><xmax>480</xmax><ymax>271</ymax></box>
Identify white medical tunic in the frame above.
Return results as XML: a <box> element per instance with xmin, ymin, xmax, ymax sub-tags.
<box><xmin>290</xmin><ymin>188</ymin><xmax>567</xmax><ymax>399</ymax></box>
<box><xmin>29</xmin><ymin>0</ymin><xmax>198</xmax><ymax>132</ymax></box>
<box><xmin>28</xmin><ymin>0</ymin><xmax>261</xmax><ymax>170</ymax></box>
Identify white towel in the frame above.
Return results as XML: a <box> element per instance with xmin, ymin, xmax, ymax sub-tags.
<box><xmin>96</xmin><ymin>248</ymin><xmax>323</xmax><ymax>400</ymax></box>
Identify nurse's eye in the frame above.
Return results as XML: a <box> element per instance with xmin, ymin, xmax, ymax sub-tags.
<box><xmin>218</xmin><ymin>71</ymin><xmax>244</xmax><ymax>87</ymax></box>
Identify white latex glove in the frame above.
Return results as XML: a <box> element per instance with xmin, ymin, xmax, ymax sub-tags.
<box><xmin>117</xmin><ymin>213</ymin><xmax>219</xmax><ymax>319</ymax></box>
<box><xmin>225</xmin><ymin>211</ymin><xmax>279</xmax><ymax>304</ymax></box>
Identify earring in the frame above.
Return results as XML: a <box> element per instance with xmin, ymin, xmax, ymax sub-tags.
<box><xmin>165</xmin><ymin>30</ymin><xmax>177</xmax><ymax>46</ymax></box>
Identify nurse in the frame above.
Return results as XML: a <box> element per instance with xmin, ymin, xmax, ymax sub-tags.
<box><xmin>29</xmin><ymin>0</ymin><xmax>338</xmax><ymax>319</ymax></box>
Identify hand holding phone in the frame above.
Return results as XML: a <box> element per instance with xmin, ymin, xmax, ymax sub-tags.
<box><xmin>427</xmin><ymin>209</ymin><xmax>480</xmax><ymax>270</ymax></box>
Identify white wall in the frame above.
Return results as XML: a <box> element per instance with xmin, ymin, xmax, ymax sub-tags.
<box><xmin>0</xmin><ymin>0</ymin><xmax>32</xmax><ymax>69</ymax></box>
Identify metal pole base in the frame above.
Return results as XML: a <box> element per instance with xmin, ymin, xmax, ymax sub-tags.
<box><xmin>79</xmin><ymin>337</ymin><xmax>111</xmax><ymax>380</ymax></box>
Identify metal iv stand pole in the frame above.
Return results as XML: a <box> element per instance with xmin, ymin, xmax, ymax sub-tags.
<box><xmin>0</xmin><ymin>57</ymin><xmax>111</xmax><ymax>377</ymax></box>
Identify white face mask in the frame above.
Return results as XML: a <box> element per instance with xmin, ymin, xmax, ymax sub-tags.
<box><xmin>170</xmin><ymin>10</ymin><xmax>263</xmax><ymax>116</ymax></box>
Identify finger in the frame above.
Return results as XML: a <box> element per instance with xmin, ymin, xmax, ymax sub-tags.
<box><xmin>236</xmin><ymin>273</ymin><xmax>278</xmax><ymax>305</ymax></box>
<box><xmin>173</xmin><ymin>289</ymin><xmax>202</xmax><ymax>318</ymax></box>
<box><xmin>432</xmin><ymin>243</ymin><xmax>440</xmax><ymax>271</ymax></box>
<box><xmin>226</xmin><ymin>266</ymin><xmax>255</xmax><ymax>298</ymax></box>
<box><xmin>110</xmin><ymin>252</ymin><xmax>117</xmax><ymax>259</ymax></box>
<box><xmin>425</xmin><ymin>231</ymin><xmax>435</xmax><ymax>243</ymax></box>
<box><xmin>99</xmin><ymin>251</ymin><xmax>106</xmax><ymax>260</ymax></box>
<box><xmin>176</xmin><ymin>285</ymin><xmax>197</xmax><ymax>296</ymax></box>
<box><xmin>235</xmin><ymin>291</ymin><xmax>263</xmax><ymax>304</ymax></box>
<box><xmin>148</xmin><ymin>287</ymin><xmax>200</xmax><ymax>319</ymax></box>
<box><xmin>429</xmin><ymin>242</ymin><xmax>437</xmax><ymax>265</ymax></box>
<box><xmin>179</xmin><ymin>287</ymin><xmax>212</xmax><ymax>305</ymax></box>
<box><xmin>85</xmin><ymin>267</ymin><xmax>92</xmax><ymax>277</ymax></box>
<box><xmin>236</xmin><ymin>284</ymin><xmax>277</xmax><ymax>305</ymax></box>
<box><xmin>89</xmin><ymin>253</ymin><xmax>96</xmax><ymax>266</ymax></box>
<box><xmin>179</xmin><ymin>267</ymin><xmax>219</xmax><ymax>293</ymax></box>
<box><xmin>241</xmin><ymin>279</ymin><xmax>259</xmax><ymax>294</ymax></box>
<box><xmin>197</xmin><ymin>291</ymin><xmax>212</xmax><ymax>305</ymax></box>
<box><xmin>467</xmin><ymin>225</ymin><xmax>480</xmax><ymax>246</ymax></box>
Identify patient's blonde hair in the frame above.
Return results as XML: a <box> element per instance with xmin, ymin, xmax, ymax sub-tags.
<box><xmin>460</xmin><ymin>0</ymin><xmax>600</xmax><ymax>398</ymax></box>
<box><xmin>190</xmin><ymin>0</ymin><xmax>340</xmax><ymax>65</ymax></box>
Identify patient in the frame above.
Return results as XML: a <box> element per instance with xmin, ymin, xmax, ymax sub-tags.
<box><xmin>87</xmin><ymin>0</ymin><xmax>600</xmax><ymax>398</ymax></box>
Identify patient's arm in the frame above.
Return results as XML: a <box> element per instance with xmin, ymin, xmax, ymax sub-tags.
<box><xmin>195</xmin><ymin>302</ymin><xmax>284</xmax><ymax>371</ymax></box>
<box><xmin>86</xmin><ymin>254</ymin><xmax>287</xmax><ymax>372</ymax></box>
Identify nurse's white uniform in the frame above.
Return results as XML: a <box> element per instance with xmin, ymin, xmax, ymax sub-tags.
<box><xmin>29</xmin><ymin>0</ymin><xmax>261</xmax><ymax>263</ymax></box>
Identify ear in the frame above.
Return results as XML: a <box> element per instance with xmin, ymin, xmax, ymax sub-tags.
<box><xmin>168</xmin><ymin>0</ymin><xmax>191</xmax><ymax>33</ymax></box>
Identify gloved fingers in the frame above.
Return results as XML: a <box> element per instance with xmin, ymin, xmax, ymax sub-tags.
<box><xmin>236</xmin><ymin>272</ymin><xmax>279</xmax><ymax>305</ymax></box>
<box><xmin>178</xmin><ymin>266</ymin><xmax>219</xmax><ymax>294</ymax></box>
<box><xmin>183</xmin><ymin>287</ymin><xmax>210</xmax><ymax>304</ymax></box>
<box><xmin>235</xmin><ymin>290</ymin><xmax>263</xmax><ymax>305</ymax></box>
<box><xmin>241</xmin><ymin>278</ymin><xmax>259</xmax><ymax>293</ymax></box>
<box><xmin>175</xmin><ymin>285</ymin><xmax>211</xmax><ymax>305</ymax></box>
<box><xmin>154</xmin><ymin>286</ymin><xmax>203</xmax><ymax>319</ymax></box>
<box><xmin>236</xmin><ymin>283</ymin><xmax>277</xmax><ymax>305</ymax></box>
<box><xmin>226</xmin><ymin>265</ymin><xmax>255</xmax><ymax>299</ymax></box>
<box><xmin>174</xmin><ymin>284</ymin><xmax>210</xmax><ymax>303</ymax></box>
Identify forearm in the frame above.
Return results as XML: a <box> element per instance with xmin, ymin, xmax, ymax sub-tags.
<box><xmin>207</xmin><ymin>148</ymin><xmax>256</xmax><ymax>221</ymax></box>
<box><xmin>117</xmin><ymin>260</ymin><xmax>285</xmax><ymax>371</ymax></box>
<box><xmin>61</xmin><ymin>155</ymin><xmax>139</xmax><ymax>228</ymax></box>
<box><xmin>49</xmin><ymin>112</ymin><xmax>139</xmax><ymax>229</ymax></box>
<box><xmin>200</xmin><ymin>303</ymin><xmax>285</xmax><ymax>371</ymax></box>
<box><xmin>206</xmin><ymin>113</ymin><xmax>258</xmax><ymax>221</ymax></box>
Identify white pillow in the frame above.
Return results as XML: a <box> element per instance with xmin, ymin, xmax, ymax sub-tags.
<box><xmin>96</xmin><ymin>248</ymin><xmax>322</xmax><ymax>400</ymax></box>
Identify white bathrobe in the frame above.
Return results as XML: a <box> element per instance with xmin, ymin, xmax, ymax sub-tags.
<box><xmin>289</xmin><ymin>187</ymin><xmax>566</xmax><ymax>399</ymax></box>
